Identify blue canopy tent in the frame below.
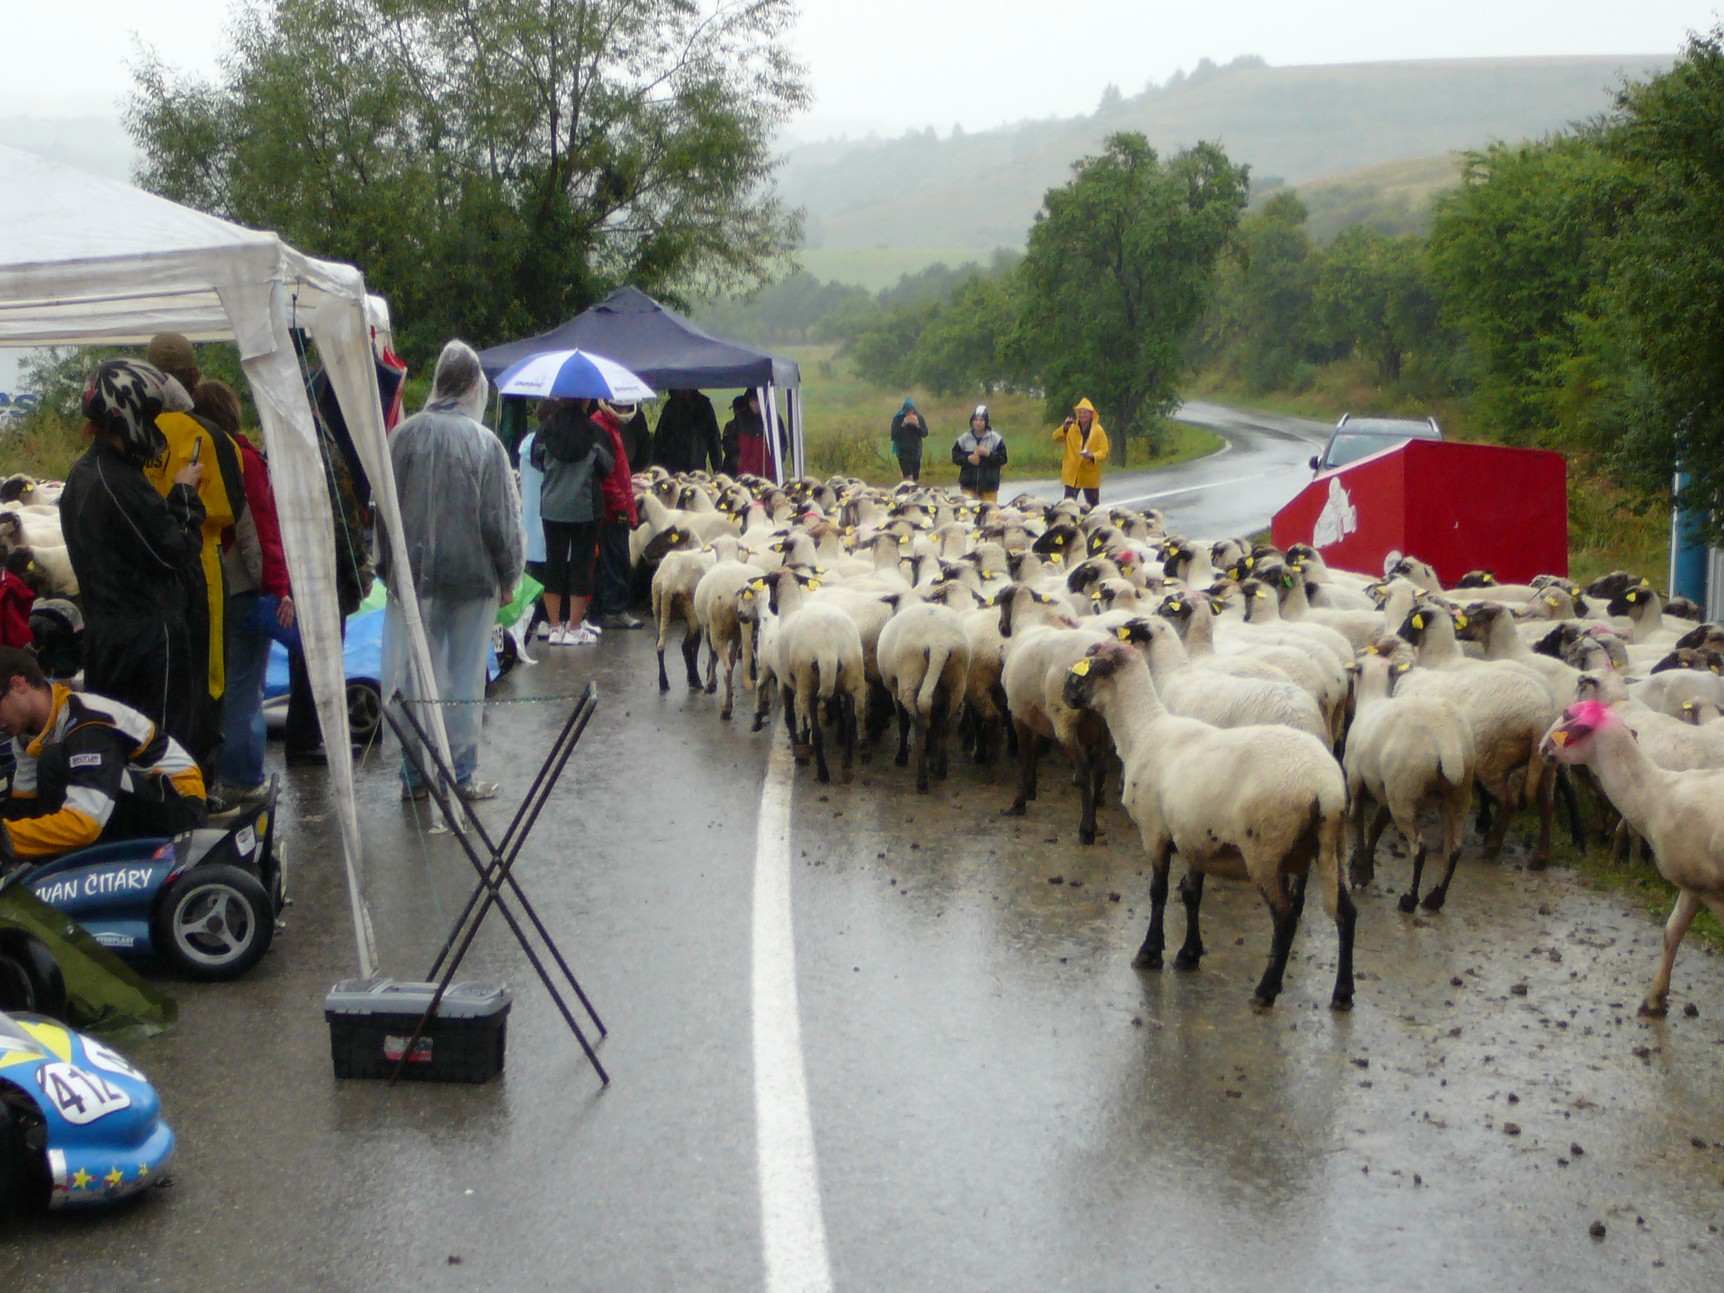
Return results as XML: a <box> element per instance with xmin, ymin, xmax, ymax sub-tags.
<box><xmin>478</xmin><ymin>286</ymin><xmax>804</xmax><ymax>482</ymax></box>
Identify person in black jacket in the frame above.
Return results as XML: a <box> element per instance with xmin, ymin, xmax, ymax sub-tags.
<box><xmin>890</xmin><ymin>398</ymin><xmax>929</xmax><ymax>481</ymax></box>
<box><xmin>59</xmin><ymin>359</ymin><xmax>207</xmax><ymax>754</ymax></box>
<box><xmin>952</xmin><ymin>404</ymin><xmax>1008</xmax><ymax>501</ymax></box>
<box><xmin>651</xmin><ymin>389</ymin><xmax>722</xmax><ymax>474</ymax></box>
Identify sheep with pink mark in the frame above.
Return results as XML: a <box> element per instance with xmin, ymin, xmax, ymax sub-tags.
<box><xmin>1542</xmin><ymin>700</ymin><xmax>1724</xmax><ymax>1017</ymax></box>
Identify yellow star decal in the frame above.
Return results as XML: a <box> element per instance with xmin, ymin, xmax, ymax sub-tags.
<box><xmin>137</xmin><ymin>1163</ymin><xmax>151</xmax><ymax>1179</ymax></box>
<box><xmin>105</xmin><ymin>1166</ymin><xmax>125</xmax><ymax>1188</ymax></box>
<box><xmin>71</xmin><ymin>1168</ymin><xmax>94</xmax><ymax>1190</ymax></box>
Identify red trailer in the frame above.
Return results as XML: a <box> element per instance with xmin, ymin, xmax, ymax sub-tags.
<box><xmin>1271</xmin><ymin>439</ymin><xmax>1568</xmax><ymax>585</ymax></box>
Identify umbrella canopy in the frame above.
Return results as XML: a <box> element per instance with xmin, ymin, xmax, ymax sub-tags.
<box><xmin>494</xmin><ymin>348</ymin><xmax>656</xmax><ymax>402</ymax></box>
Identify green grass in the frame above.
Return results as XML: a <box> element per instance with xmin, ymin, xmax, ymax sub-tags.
<box><xmin>791</xmin><ymin>344</ymin><xmax>1223</xmax><ymax>485</ymax></box>
<box><xmin>1542</xmin><ymin>823</ymin><xmax>1724</xmax><ymax>953</ymax></box>
<box><xmin>3</xmin><ymin>409</ymin><xmax>86</xmax><ymax>480</ymax></box>
<box><xmin>795</xmin><ymin>248</ymin><xmax>1004</xmax><ymax>292</ymax></box>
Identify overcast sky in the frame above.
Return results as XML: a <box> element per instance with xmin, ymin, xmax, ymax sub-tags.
<box><xmin>0</xmin><ymin>0</ymin><xmax>1717</xmax><ymax>137</ymax></box>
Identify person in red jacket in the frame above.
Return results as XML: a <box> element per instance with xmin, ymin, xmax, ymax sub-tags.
<box><xmin>195</xmin><ymin>380</ymin><xmax>297</xmax><ymax>804</ymax></box>
<box><xmin>591</xmin><ymin>400</ymin><xmax>644</xmax><ymax>630</ymax></box>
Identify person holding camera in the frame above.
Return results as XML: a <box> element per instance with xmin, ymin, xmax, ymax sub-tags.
<box><xmin>889</xmin><ymin>398</ymin><xmax>929</xmax><ymax>482</ymax></box>
<box><xmin>1053</xmin><ymin>397</ymin><xmax>1109</xmax><ymax>508</ymax></box>
<box><xmin>952</xmin><ymin>405</ymin><xmax>1007</xmax><ymax>501</ymax></box>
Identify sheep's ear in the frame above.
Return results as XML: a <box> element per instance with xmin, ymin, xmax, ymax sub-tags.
<box><xmin>1453</xmin><ymin>611</ymin><xmax>1468</xmax><ymax>630</ymax></box>
<box><xmin>880</xmin><ymin>594</ymin><xmax>901</xmax><ymax>608</ymax></box>
<box><xmin>1344</xmin><ymin>659</ymin><xmax>1361</xmax><ymax>675</ymax></box>
<box><xmin>1209</xmin><ymin>600</ymin><xmax>1223</xmax><ymax>615</ymax></box>
<box><xmin>1115</xmin><ymin>626</ymin><xmax>1131</xmax><ymax>640</ymax></box>
<box><xmin>1068</xmin><ymin>656</ymin><xmax>1093</xmax><ymax>677</ymax></box>
<box><xmin>1545</xmin><ymin>595</ymin><xmax>1560</xmax><ymax>608</ymax></box>
<box><xmin>806</xmin><ymin>577</ymin><xmax>822</xmax><ymax>590</ymax></box>
<box><xmin>1410</xmin><ymin>613</ymin><xmax>1425</xmax><ymax>630</ymax></box>
<box><xmin>1089</xmin><ymin>589</ymin><xmax>1103</xmax><ymax>600</ymax></box>
<box><xmin>1393</xmin><ymin>660</ymin><xmax>1412</xmax><ymax>676</ymax></box>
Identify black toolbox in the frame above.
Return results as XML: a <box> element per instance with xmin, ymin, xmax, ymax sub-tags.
<box><xmin>324</xmin><ymin>977</ymin><xmax>512</xmax><ymax>1083</ymax></box>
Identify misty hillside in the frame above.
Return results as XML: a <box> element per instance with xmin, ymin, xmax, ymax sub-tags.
<box><xmin>782</xmin><ymin>54</ymin><xmax>1668</xmax><ymax>253</ymax></box>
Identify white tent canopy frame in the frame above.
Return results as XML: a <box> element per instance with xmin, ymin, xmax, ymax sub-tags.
<box><xmin>0</xmin><ymin>146</ymin><xmax>448</xmax><ymax>978</ymax></box>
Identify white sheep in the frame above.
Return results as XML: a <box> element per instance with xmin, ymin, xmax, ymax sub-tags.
<box><xmin>1344</xmin><ymin>649</ymin><xmax>1478</xmax><ymax>912</ymax></box>
<box><xmin>1061</xmin><ymin>639</ymin><xmax>1357</xmax><ymax>1010</ymax></box>
<box><xmin>693</xmin><ymin>557</ymin><xmax>768</xmax><ymax>718</ymax></box>
<box><xmin>876</xmin><ymin>595</ymin><xmax>973</xmax><ymax>792</ymax></box>
<box><xmin>1542</xmin><ymin>700</ymin><xmax>1724</xmax><ymax>1017</ymax></box>
<box><xmin>755</xmin><ymin>568</ymin><xmax>868</xmax><ymax>783</ymax></box>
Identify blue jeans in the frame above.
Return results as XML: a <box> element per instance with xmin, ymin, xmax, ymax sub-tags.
<box><xmin>217</xmin><ymin>593</ymin><xmax>299</xmax><ymax>789</ymax></box>
<box><xmin>383</xmin><ymin>594</ymin><xmax>493</xmax><ymax>791</ymax></box>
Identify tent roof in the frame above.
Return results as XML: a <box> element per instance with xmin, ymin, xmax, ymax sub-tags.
<box><xmin>0</xmin><ymin>145</ymin><xmax>368</xmax><ymax>349</ymax></box>
<box><xmin>477</xmin><ymin>285</ymin><xmax>799</xmax><ymax>391</ymax></box>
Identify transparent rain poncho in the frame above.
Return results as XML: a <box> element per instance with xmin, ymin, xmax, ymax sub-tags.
<box><xmin>377</xmin><ymin>341</ymin><xmax>523</xmax><ymax>602</ymax></box>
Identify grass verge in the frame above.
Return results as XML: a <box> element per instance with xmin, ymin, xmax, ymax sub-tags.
<box><xmin>1541</xmin><ymin>820</ymin><xmax>1723</xmax><ymax>953</ymax></box>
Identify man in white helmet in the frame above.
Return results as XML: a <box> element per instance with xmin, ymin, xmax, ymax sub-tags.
<box><xmin>378</xmin><ymin>341</ymin><xmax>523</xmax><ymax>802</ymax></box>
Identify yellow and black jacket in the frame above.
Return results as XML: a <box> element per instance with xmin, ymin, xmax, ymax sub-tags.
<box><xmin>2</xmin><ymin>686</ymin><xmax>205</xmax><ymax>859</ymax></box>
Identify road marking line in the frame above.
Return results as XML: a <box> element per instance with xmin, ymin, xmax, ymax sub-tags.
<box><xmin>1110</xmin><ymin>467</ymin><xmax>1282</xmax><ymax>508</ymax></box>
<box><xmin>753</xmin><ymin>737</ymin><xmax>834</xmax><ymax>1293</ymax></box>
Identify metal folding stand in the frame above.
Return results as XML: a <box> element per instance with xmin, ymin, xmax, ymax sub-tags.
<box><xmin>380</xmin><ymin>683</ymin><xmax>609</xmax><ymax>1086</ymax></box>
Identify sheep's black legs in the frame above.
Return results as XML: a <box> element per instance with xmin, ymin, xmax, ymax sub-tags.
<box><xmin>657</xmin><ymin>642</ymin><xmax>671</xmax><ymax>692</ymax></box>
<box><xmin>1399</xmin><ymin>842</ymin><xmax>1428</xmax><ymax>913</ymax></box>
<box><xmin>1556</xmin><ymin>767</ymin><xmax>1586</xmax><ymax>851</ymax></box>
<box><xmin>809</xmin><ymin>693</ymin><xmax>830</xmax><ymax>783</ymax></box>
<box><xmin>930</xmin><ymin>698</ymin><xmax>951</xmax><ymax>781</ymax></box>
<box><xmin>1174</xmin><ymin>870</ymin><xmax>1206</xmax><ymax>969</ymax></box>
<box><xmin>1421</xmin><ymin>847</ymin><xmax>1463</xmax><ymax>911</ymax></box>
<box><xmin>1004</xmin><ymin>721</ymin><xmax>1037</xmax><ymax>816</ymax></box>
<box><xmin>893</xmin><ymin>702</ymin><xmax>912</xmax><ymax>768</ymax></box>
<box><xmin>912</xmin><ymin>715</ymin><xmax>931</xmax><ymax>794</ymax></box>
<box><xmin>681</xmin><ymin>627</ymin><xmax>704</xmax><ymax>690</ymax></box>
<box><xmin>1253</xmin><ymin>886</ymin><xmax>1300</xmax><ymax>1007</ymax></box>
<box><xmin>1075</xmin><ymin>747</ymin><xmax>1100</xmax><ymax>845</ymax></box>
<box><xmin>1331</xmin><ymin>882</ymin><xmax>1357</xmax><ymax>1011</ymax></box>
<box><xmin>1347</xmin><ymin>797</ymin><xmax>1373</xmax><ymax>888</ymax></box>
<box><xmin>837</xmin><ymin>695</ymin><xmax>856</xmax><ymax>783</ymax></box>
<box><xmin>1474</xmin><ymin>783</ymin><xmax>1496</xmax><ymax>837</ymax></box>
<box><xmin>1133</xmin><ymin>856</ymin><xmax>1172</xmax><ymax>969</ymax></box>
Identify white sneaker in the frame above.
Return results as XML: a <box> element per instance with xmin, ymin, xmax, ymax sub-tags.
<box><xmin>567</xmin><ymin>625</ymin><xmax>599</xmax><ymax>646</ymax></box>
<box><xmin>548</xmin><ymin>624</ymin><xmax>568</xmax><ymax>645</ymax></box>
<box><xmin>581</xmin><ymin>618</ymin><xmax>604</xmax><ymax>636</ymax></box>
<box><xmin>535</xmin><ymin>620</ymin><xmax>552</xmax><ymax>640</ymax></box>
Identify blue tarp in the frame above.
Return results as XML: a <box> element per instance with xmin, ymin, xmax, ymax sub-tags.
<box><xmin>476</xmin><ymin>286</ymin><xmax>799</xmax><ymax>392</ymax></box>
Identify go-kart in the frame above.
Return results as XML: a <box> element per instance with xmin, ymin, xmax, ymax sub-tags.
<box><xmin>3</xmin><ymin>784</ymin><xmax>284</xmax><ymax>982</ymax></box>
<box><xmin>0</xmin><ymin>1008</ymin><xmax>173</xmax><ymax>1214</ymax></box>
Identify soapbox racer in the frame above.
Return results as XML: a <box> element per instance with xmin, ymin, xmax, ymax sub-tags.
<box><xmin>0</xmin><ymin>1008</ymin><xmax>173</xmax><ymax>1214</ymax></box>
<box><xmin>2</xmin><ymin>783</ymin><xmax>284</xmax><ymax>982</ymax></box>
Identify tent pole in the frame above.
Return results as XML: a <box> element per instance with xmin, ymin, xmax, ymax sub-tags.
<box><xmin>790</xmin><ymin>388</ymin><xmax>805</xmax><ymax>480</ymax></box>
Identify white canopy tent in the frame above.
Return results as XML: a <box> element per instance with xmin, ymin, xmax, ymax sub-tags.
<box><xmin>0</xmin><ymin>145</ymin><xmax>446</xmax><ymax>978</ymax></box>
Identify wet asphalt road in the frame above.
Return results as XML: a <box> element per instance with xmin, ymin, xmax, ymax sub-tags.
<box><xmin>6</xmin><ymin>414</ymin><xmax>1724</xmax><ymax>1291</ymax></box>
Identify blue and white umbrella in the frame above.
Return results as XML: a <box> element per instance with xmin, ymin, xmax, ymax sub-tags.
<box><xmin>493</xmin><ymin>348</ymin><xmax>657</xmax><ymax>402</ymax></box>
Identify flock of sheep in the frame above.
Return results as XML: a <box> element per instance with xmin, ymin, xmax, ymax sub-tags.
<box><xmin>632</xmin><ymin>468</ymin><xmax>1724</xmax><ymax>1019</ymax></box>
<box><xmin>0</xmin><ymin>474</ymin><xmax>74</xmax><ymax>599</ymax></box>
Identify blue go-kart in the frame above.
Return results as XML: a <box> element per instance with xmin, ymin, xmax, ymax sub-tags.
<box><xmin>1</xmin><ymin>785</ymin><xmax>284</xmax><ymax>984</ymax></box>
<box><xmin>0</xmin><ymin>1008</ymin><xmax>174</xmax><ymax>1215</ymax></box>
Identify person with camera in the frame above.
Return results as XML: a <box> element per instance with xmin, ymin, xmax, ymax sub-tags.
<box><xmin>890</xmin><ymin>398</ymin><xmax>930</xmax><ymax>482</ymax></box>
<box><xmin>952</xmin><ymin>405</ymin><xmax>1007</xmax><ymax>501</ymax></box>
<box><xmin>1053</xmin><ymin>397</ymin><xmax>1109</xmax><ymax>508</ymax></box>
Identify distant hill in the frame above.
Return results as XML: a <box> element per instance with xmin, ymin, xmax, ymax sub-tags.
<box><xmin>780</xmin><ymin>54</ymin><xmax>1667</xmax><ymax>256</ymax></box>
<box><xmin>1284</xmin><ymin>153</ymin><xmax>1464</xmax><ymax>242</ymax></box>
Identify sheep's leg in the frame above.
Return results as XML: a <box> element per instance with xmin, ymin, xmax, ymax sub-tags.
<box><xmin>1639</xmin><ymin>889</ymin><xmax>1702</xmax><ymax>1018</ymax></box>
<box><xmin>1399</xmin><ymin>842</ymin><xmax>1428</xmax><ymax>913</ymax></box>
<box><xmin>1422</xmin><ymin>785</ymin><xmax>1470</xmax><ymax>911</ymax></box>
<box><xmin>719</xmin><ymin>640</ymin><xmax>739</xmax><ymax>721</ymax></box>
<box><xmin>704</xmin><ymin>638</ymin><xmax>720</xmax><ymax>694</ymax></box>
<box><xmin>1003</xmin><ymin>721</ymin><xmax>1037</xmax><ymax>817</ymax></box>
<box><xmin>1074</xmin><ymin>745</ymin><xmax>1099</xmax><ymax>846</ymax></box>
<box><xmin>751</xmin><ymin>681</ymin><xmax>772</xmax><ymax>733</ymax></box>
<box><xmin>1133</xmin><ymin>848</ymin><xmax>1173</xmax><ymax>969</ymax></box>
<box><xmin>1527</xmin><ymin>760</ymin><xmax>1554</xmax><ymax>870</ymax></box>
<box><xmin>1173</xmin><ymin>870</ymin><xmax>1206</xmax><ymax>969</ymax></box>
<box><xmin>1555</xmin><ymin>766</ymin><xmax>1586</xmax><ymax>851</ymax></box>
<box><xmin>783</xmin><ymin>682</ymin><xmax>808</xmax><ymax>763</ymax></box>
<box><xmin>996</xmin><ymin>684</ymin><xmax>1018</xmax><ymax>758</ymax></box>
<box><xmin>865</xmin><ymin>678</ymin><xmax>893</xmax><ymax>749</ymax></box>
<box><xmin>1252</xmin><ymin>881</ymin><xmax>1300</xmax><ymax>1008</ymax></box>
<box><xmin>1474</xmin><ymin>782</ymin><xmax>1495</xmax><ymax>837</ymax></box>
<box><xmin>682</xmin><ymin>626</ymin><xmax>704</xmax><ymax>690</ymax></box>
<box><xmin>893</xmin><ymin>700</ymin><xmax>912</xmax><ymax>768</ymax></box>
<box><xmin>838</xmin><ymin>692</ymin><xmax>857</xmax><ymax>784</ymax></box>
<box><xmin>808</xmin><ymin>689</ymin><xmax>831</xmax><ymax>784</ymax></box>
<box><xmin>931</xmin><ymin>698</ymin><xmax>952</xmax><ymax>781</ymax></box>
<box><xmin>913</xmin><ymin>710</ymin><xmax>931</xmax><ymax>793</ymax></box>
<box><xmin>1347</xmin><ymin>793</ymin><xmax>1373</xmax><ymax>888</ymax></box>
<box><xmin>1331</xmin><ymin>878</ymin><xmax>1358</xmax><ymax>1011</ymax></box>
<box><xmin>1481</xmin><ymin>775</ymin><xmax>1515</xmax><ymax>859</ymax></box>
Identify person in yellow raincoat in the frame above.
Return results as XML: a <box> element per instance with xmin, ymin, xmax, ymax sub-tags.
<box><xmin>1053</xmin><ymin>397</ymin><xmax>1109</xmax><ymax>507</ymax></box>
<box><xmin>142</xmin><ymin>333</ymin><xmax>246</xmax><ymax>769</ymax></box>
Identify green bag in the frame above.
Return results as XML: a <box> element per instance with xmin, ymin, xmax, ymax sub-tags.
<box><xmin>497</xmin><ymin>573</ymin><xmax>544</xmax><ymax>629</ymax></box>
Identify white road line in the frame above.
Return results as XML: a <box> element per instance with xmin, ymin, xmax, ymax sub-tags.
<box><xmin>753</xmin><ymin>738</ymin><xmax>834</xmax><ymax>1293</ymax></box>
<box><xmin>1110</xmin><ymin>467</ymin><xmax>1283</xmax><ymax>509</ymax></box>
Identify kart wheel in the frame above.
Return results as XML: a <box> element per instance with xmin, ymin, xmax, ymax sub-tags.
<box><xmin>347</xmin><ymin>681</ymin><xmax>382</xmax><ymax>745</ymax></box>
<box><xmin>0</xmin><ymin>1088</ymin><xmax>48</xmax><ymax>1218</ymax></box>
<box><xmin>0</xmin><ymin>932</ymin><xmax>67</xmax><ymax>1021</ymax></box>
<box><xmin>151</xmin><ymin>865</ymin><xmax>274</xmax><ymax>981</ymax></box>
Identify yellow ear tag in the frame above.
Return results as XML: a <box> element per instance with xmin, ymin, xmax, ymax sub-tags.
<box><xmin>1365</xmin><ymin>644</ymin><xmax>1379</xmax><ymax>654</ymax></box>
<box><xmin>1245</xmin><ymin>556</ymin><xmax>1255</xmax><ymax>569</ymax></box>
<box><xmin>741</xmin><ymin>590</ymin><xmax>754</xmax><ymax>602</ymax></box>
<box><xmin>1545</xmin><ymin>595</ymin><xmax>1559</xmax><ymax>608</ymax></box>
<box><xmin>1169</xmin><ymin>601</ymin><xmax>1183</xmax><ymax>613</ymax></box>
<box><xmin>1549</xmin><ymin>729</ymin><xmax>1570</xmax><ymax>748</ymax></box>
<box><xmin>1626</xmin><ymin>592</ymin><xmax>1637</xmax><ymax>603</ymax></box>
<box><xmin>1090</xmin><ymin>590</ymin><xmax>1103</xmax><ymax>600</ymax></box>
<box><xmin>1411</xmin><ymin>614</ymin><xmax>1425</xmax><ymax>630</ymax></box>
<box><xmin>807</xmin><ymin>578</ymin><xmax>822</xmax><ymax>590</ymax></box>
<box><xmin>1394</xmin><ymin>661</ymin><xmax>1412</xmax><ymax>675</ymax></box>
<box><xmin>1115</xmin><ymin>627</ymin><xmax>1131</xmax><ymax>641</ymax></box>
<box><xmin>1454</xmin><ymin>613</ymin><xmax>1468</xmax><ymax>630</ymax></box>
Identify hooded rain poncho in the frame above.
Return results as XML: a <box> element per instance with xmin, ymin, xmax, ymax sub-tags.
<box><xmin>377</xmin><ymin>342</ymin><xmax>524</xmax><ymax>603</ymax></box>
<box><xmin>1053</xmin><ymin>397</ymin><xmax>1109</xmax><ymax>489</ymax></box>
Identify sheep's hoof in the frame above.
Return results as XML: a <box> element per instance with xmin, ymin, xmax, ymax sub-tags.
<box><xmin>1131</xmin><ymin>949</ymin><xmax>1162</xmax><ymax>971</ymax></box>
<box><xmin>1173</xmin><ymin>949</ymin><xmax>1203</xmax><ymax>971</ymax></box>
<box><xmin>815</xmin><ymin>767</ymin><xmax>831</xmax><ymax>784</ymax></box>
<box><xmin>1347</xmin><ymin>864</ymin><xmax>1373</xmax><ymax>890</ymax></box>
<box><xmin>1397</xmin><ymin>892</ymin><xmax>1419</xmax><ymax>914</ymax></box>
<box><xmin>916</xmin><ymin>779</ymin><xmax>930</xmax><ymax>794</ymax></box>
<box><xmin>893</xmin><ymin>751</ymin><xmax>909</xmax><ymax>768</ymax></box>
<box><xmin>1420</xmin><ymin>889</ymin><xmax>1447</xmax><ymax>912</ymax></box>
<box><xmin>1637</xmin><ymin>998</ymin><xmax>1668</xmax><ymax>1019</ymax></box>
<box><xmin>1078</xmin><ymin>828</ymin><xmax>1096</xmax><ymax>846</ymax></box>
<box><xmin>704</xmin><ymin>681</ymin><xmax>718</xmax><ymax>695</ymax></box>
<box><xmin>1330</xmin><ymin>992</ymin><xmax>1354</xmax><ymax>1012</ymax></box>
<box><xmin>1002</xmin><ymin>802</ymin><xmax>1027</xmax><ymax>818</ymax></box>
<box><xmin>1250</xmin><ymin>994</ymin><xmax>1277</xmax><ymax>1012</ymax></box>
<box><xmin>687</xmin><ymin>679</ymin><xmax>703</xmax><ymax>692</ymax></box>
<box><xmin>658</xmin><ymin>677</ymin><xmax>670</xmax><ymax>693</ymax></box>
<box><xmin>751</xmin><ymin>718</ymin><xmax>767</xmax><ymax>733</ymax></box>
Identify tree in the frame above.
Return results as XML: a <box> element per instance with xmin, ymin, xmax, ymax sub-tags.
<box><xmin>127</xmin><ymin>0</ymin><xmax>809</xmax><ymax>364</ymax></box>
<box><xmin>1228</xmin><ymin>190</ymin><xmax>1319</xmax><ymax>391</ymax></box>
<box><xmin>1597</xmin><ymin>27</ymin><xmax>1724</xmax><ymax>526</ymax></box>
<box><xmin>911</xmin><ymin>272</ymin><xmax>1018</xmax><ymax>397</ymax></box>
<box><xmin>1426</xmin><ymin>133</ymin><xmax>1633</xmax><ymax>443</ymax></box>
<box><xmin>1010</xmin><ymin>133</ymin><xmax>1249</xmax><ymax>459</ymax></box>
<box><xmin>1313</xmin><ymin>226</ymin><xmax>1438</xmax><ymax>386</ymax></box>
